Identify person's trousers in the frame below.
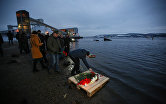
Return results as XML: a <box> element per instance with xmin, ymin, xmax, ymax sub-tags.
<box><xmin>33</xmin><ymin>58</ymin><xmax>45</xmax><ymax>71</ymax></box>
<box><xmin>70</xmin><ymin>56</ymin><xmax>80</xmax><ymax>75</ymax></box>
<box><xmin>9</xmin><ymin>40</ymin><xmax>13</xmax><ymax>45</ymax></box>
<box><xmin>48</xmin><ymin>53</ymin><xmax>59</xmax><ymax>71</ymax></box>
<box><xmin>40</xmin><ymin>49</ymin><xmax>48</xmax><ymax>63</ymax></box>
<box><xmin>20</xmin><ymin>42</ymin><xmax>29</xmax><ymax>54</ymax></box>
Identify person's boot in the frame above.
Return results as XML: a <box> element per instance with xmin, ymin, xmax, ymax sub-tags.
<box><xmin>33</xmin><ymin>62</ymin><xmax>39</xmax><ymax>72</ymax></box>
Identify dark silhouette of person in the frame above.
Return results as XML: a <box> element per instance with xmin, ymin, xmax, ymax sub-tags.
<box><xmin>0</xmin><ymin>33</ymin><xmax>4</xmax><ymax>57</ymax></box>
<box><xmin>59</xmin><ymin>33</ymin><xmax>65</xmax><ymax>50</ymax></box>
<box><xmin>16</xmin><ymin>32</ymin><xmax>21</xmax><ymax>49</ymax></box>
<box><xmin>37</xmin><ymin>30</ymin><xmax>48</xmax><ymax>63</ymax></box>
<box><xmin>45</xmin><ymin>32</ymin><xmax>49</xmax><ymax>50</ymax></box>
<box><xmin>59</xmin><ymin>32</ymin><xmax>65</xmax><ymax>59</ymax></box>
<box><xmin>69</xmin><ymin>49</ymin><xmax>93</xmax><ymax>76</ymax></box>
<box><xmin>64</xmin><ymin>34</ymin><xmax>71</xmax><ymax>55</ymax></box>
<box><xmin>20</xmin><ymin>32</ymin><xmax>29</xmax><ymax>54</ymax></box>
<box><xmin>7</xmin><ymin>31</ymin><xmax>14</xmax><ymax>45</ymax></box>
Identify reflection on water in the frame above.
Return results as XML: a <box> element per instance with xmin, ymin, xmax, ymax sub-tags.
<box><xmin>71</xmin><ymin>38</ymin><xmax>166</xmax><ymax>104</ymax></box>
<box><xmin>70</xmin><ymin>41</ymin><xmax>79</xmax><ymax>51</ymax></box>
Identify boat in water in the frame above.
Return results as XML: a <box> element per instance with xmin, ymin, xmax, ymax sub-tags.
<box><xmin>104</xmin><ymin>38</ymin><xmax>112</xmax><ymax>41</ymax></box>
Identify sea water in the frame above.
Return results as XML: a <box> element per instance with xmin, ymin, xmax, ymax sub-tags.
<box><xmin>71</xmin><ymin>37</ymin><xmax>166</xmax><ymax>104</ymax></box>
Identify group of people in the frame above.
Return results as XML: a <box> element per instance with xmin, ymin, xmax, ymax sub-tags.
<box><xmin>0</xmin><ymin>31</ymin><xmax>14</xmax><ymax>56</ymax></box>
<box><xmin>1</xmin><ymin>30</ymin><xmax>93</xmax><ymax>76</ymax></box>
<box><xmin>30</xmin><ymin>30</ymin><xmax>93</xmax><ymax>75</ymax></box>
<box><xmin>30</xmin><ymin>30</ymin><xmax>71</xmax><ymax>73</ymax></box>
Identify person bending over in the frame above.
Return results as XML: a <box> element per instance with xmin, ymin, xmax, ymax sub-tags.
<box><xmin>69</xmin><ymin>49</ymin><xmax>92</xmax><ymax>76</ymax></box>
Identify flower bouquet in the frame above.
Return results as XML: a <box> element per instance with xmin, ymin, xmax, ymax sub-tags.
<box><xmin>74</xmin><ymin>71</ymin><xmax>99</xmax><ymax>86</ymax></box>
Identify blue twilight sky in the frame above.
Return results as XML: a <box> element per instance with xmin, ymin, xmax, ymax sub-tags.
<box><xmin>0</xmin><ymin>0</ymin><xmax>166</xmax><ymax>36</ymax></box>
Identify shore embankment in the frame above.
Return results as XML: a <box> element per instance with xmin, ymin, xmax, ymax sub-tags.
<box><xmin>0</xmin><ymin>42</ymin><xmax>113</xmax><ymax>104</ymax></box>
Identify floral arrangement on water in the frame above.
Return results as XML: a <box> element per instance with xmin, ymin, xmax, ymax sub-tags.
<box><xmin>74</xmin><ymin>71</ymin><xmax>100</xmax><ymax>86</ymax></box>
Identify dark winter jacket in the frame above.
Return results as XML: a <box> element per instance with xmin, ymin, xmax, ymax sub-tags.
<box><xmin>69</xmin><ymin>49</ymin><xmax>90</xmax><ymax>69</ymax></box>
<box><xmin>0</xmin><ymin>34</ymin><xmax>4</xmax><ymax>45</ymax></box>
<box><xmin>7</xmin><ymin>32</ymin><xmax>14</xmax><ymax>40</ymax></box>
<box><xmin>47</xmin><ymin>35</ymin><xmax>61</xmax><ymax>54</ymax></box>
<box><xmin>38</xmin><ymin>33</ymin><xmax>46</xmax><ymax>51</ymax></box>
<box><xmin>16</xmin><ymin>33</ymin><xmax>20</xmax><ymax>40</ymax></box>
<box><xmin>64</xmin><ymin>37</ymin><xmax>70</xmax><ymax>47</ymax></box>
<box><xmin>60</xmin><ymin>37</ymin><xmax>65</xmax><ymax>48</ymax></box>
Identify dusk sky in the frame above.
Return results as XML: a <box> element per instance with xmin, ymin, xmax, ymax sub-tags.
<box><xmin>0</xmin><ymin>0</ymin><xmax>166</xmax><ymax>36</ymax></box>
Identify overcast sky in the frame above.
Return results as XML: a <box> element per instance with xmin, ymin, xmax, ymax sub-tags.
<box><xmin>0</xmin><ymin>0</ymin><xmax>166</xmax><ymax>36</ymax></box>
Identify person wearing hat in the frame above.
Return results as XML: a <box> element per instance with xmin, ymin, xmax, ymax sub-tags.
<box><xmin>30</xmin><ymin>31</ymin><xmax>46</xmax><ymax>72</ymax></box>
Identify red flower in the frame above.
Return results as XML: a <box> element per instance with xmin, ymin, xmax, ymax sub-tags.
<box><xmin>91</xmin><ymin>71</ymin><xmax>96</xmax><ymax>77</ymax></box>
<box><xmin>77</xmin><ymin>78</ymin><xmax>91</xmax><ymax>85</ymax></box>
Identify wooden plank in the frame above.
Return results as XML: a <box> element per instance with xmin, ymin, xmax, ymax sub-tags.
<box><xmin>79</xmin><ymin>76</ymin><xmax>106</xmax><ymax>91</ymax></box>
<box><xmin>68</xmin><ymin>77</ymin><xmax>77</xmax><ymax>84</ymax></box>
<box><xmin>88</xmin><ymin>77</ymin><xmax>109</xmax><ymax>92</ymax></box>
<box><xmin>89</xmin><ymin>77</ymin><xmax>109</xmax><ymax>93</ymax></box>
<box><xmin>68</xmin><ymin>71</ymin><xmax>109</xmax><ymax>97</ymax></box>
<box><xmin>87</xmin><ymin>77</ymin><xmax>109</xmax><ymax>97</ymax></box>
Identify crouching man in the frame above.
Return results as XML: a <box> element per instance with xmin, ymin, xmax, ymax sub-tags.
<box><xmin>69</xmin><ymin>49</ymin><xmax>93</xmax><ymax>76</ymax></box>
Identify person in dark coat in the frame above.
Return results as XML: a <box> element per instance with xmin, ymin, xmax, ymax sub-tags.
<box><xmin>7</xmin><ymin>31</ymin><xmax>14</xmax><ymax>45</ymax></box>
<box><xmin>59</xmin><ymin>32</ymin><xmax>65</xmax><ymax>50</ymax></box>
<box><xmin>45</xmin><ymin>32</ymin><xmax>49</xmax><ymax>50</ymax></box>
<box><xmin>47</xmin><ymin>30</ymin><xmax>61</xmax><ymax>73</ymax></box>
<box><xmin>0</xmin><ymin>33</ymin><xmax>4</xmax><ymax>57</ymax></box>
<box><xmin>64</xmin><ymin>34</ymin><xmax>71</xmax><ymax>55</ymax></box>
<box><xmin>69</xmin><ymin>49</ymin><xmax>93</xmax><ymax>76</ymax></box>
<box><xmin>59</xmin><ymin>32</ymin><xmax>65</xmax><ymax>59</ymax></box>
<box><xmin>37</xmin><ymin>30</ymin><xmax>48</xmax><ymax>63</ymax></box>
<box><xmin>20</xmin><ymin>32</ymin><xmax>29</xmax><ymax>54</ymax></box>
<box><xmin>16</xmin><ymin>32</ymin><xmax>21</xmax><ymax>48</ymax></box>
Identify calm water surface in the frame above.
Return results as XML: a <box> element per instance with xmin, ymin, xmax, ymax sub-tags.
<box><xmin>71</xmin><ymin>37</ymin><xmax>166</xmax><ymax>104</ymax></box>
